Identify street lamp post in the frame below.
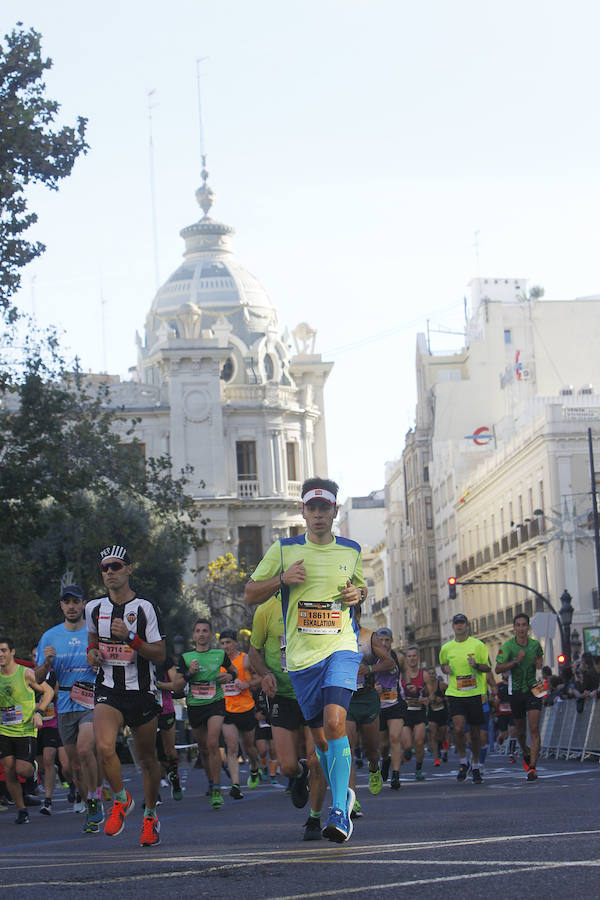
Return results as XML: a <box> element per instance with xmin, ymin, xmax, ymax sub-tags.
<box><xmin>571</xmin><ymin>628</ymin><xmax>582</xmax><ymax>662</ymax></box>
<box><xmin>559</xmin><ymin>590</ymin><xmax>574</xmax><ymax>666</ymax></box>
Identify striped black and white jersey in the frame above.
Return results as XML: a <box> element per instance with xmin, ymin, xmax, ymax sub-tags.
<box><xmin>86</xmin><ymin>595</ymin><xmax>162</xmax><ymax>693</ymax></box>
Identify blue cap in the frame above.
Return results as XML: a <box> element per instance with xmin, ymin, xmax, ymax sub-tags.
<box><xmin>61</xmin><ymin>584</ymin><xmax>84</xmax><ymax>600</ymax></box>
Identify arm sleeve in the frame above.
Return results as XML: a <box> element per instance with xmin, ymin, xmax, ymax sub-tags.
<box><xmin>143</xmin><ymin>602</ymin><xmax>162</xmax><ymax>643</ymax></box>
<box><xmin>250</xmin><ymin>604</ymin><xmax>267</xmax><ymax>650</ymax></box>
<box><xmin>85</xmin><ymin>603</ymin><xmax>98</xmax><ymax>636</ymax></box>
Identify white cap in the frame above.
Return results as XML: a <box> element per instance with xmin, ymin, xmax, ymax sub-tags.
<box><xmin>302</xmin><ymin>488</ymin><xmax>336</xmax><ymax>505</ymax></box>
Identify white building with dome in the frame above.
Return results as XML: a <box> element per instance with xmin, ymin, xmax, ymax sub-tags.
<box><xmin>105</xmin><ymin>163</ymin><xmax>333</xmax><ymax>575</ymax></box>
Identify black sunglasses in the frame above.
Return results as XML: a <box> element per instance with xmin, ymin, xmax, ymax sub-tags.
<box><xmin>101</xmin><ymin>561</ymin><xmax>125</xmax><ymax>572</ymax></box>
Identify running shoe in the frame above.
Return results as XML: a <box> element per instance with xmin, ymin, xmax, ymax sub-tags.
<box><xmin>403</xmin><ymin>749</ymin><xmax>412</xmax><ymax>763</ymax></box>
<box><xmin>104</xmin><ymin>792</ymin><xmax>135</xmax><ymax>836</ymax></box>
<box><xmin>210</xmin><ymin>786</ymin><xmax>224</xmax><ymax>809</ymax></box>
<box><xmin>160</xmin><ymin>778</ymin><xmax>169</xmax><ymax>788</ymax></box>
<box><xmin>83</xmin><ymin>817</ymin><xmax>99</xmax><ymax>834</ymax></box>
<box><xmin>433</xmin><ymin>758</ymin><xmax>441</xmax><ymax>767</ymax></box>
<box><xmin>73</xmin><ymin>799</ymin><xmax>87</xmax><ymax>814</ymax></box>
<box><xmin>291</xmin><ymin>759</ymin><xmax>310</xmax><ymax>808</ymax></box>
<box><xmin>270</xmin><ymin>775</ymin><xmax>278</xmax><ymax>784</ymax></box>
<box><xmin>167</xmin><ymin>770</ymin><xmax>183</xmax><ymax>801</ymax></box>
<box><xmin>87</xmin><ymin>798</ymin><xmax>104</xmax><ymax>826</ymax></box>
<box><xmin>322</xmin><ymin>788</ymin><xmax>355</xmax><ymax>844</ymax></box>
<box><xmin>368</xmin><ymin>766</ymin><xmax>383</xmax><ymax>795</ymax></box>
<box><xmin>140</xmin><ymin>814</ymin><xmax>160</xmax><ymax>846</ymax></box>
<box><xmin>260</xmin><ymin>767</ymin><xmax>269</xmax><ymax>782</ymax></box>
<box><xmin>229</xmin><ymin>784</ymin><xmax>244</xmax><ymax>800</ymax></box>
<box><xmin>522</xmin><ymin>748</ymin><xmax>531</xmax><ymax>772</ymax></box>
<box><xmin>472</xmin><ymin>768</ymin><xmax>483</xmax><ymax>785</ymax></box>
<box><xmin>247</xmin><ymin>770</ymin><xmax>260</xmax><ymax>789</ymax></box>
<box><xmin>415</xmin><ymin>768</ymin><xmax>426</xmax><ymax>782</ymax></box>
<box><xmin>39</xmin><ymin>800</ymin><xmax>52</xmax><ymax>816</ymax></box>
<box><xmin>303</xmin><ymin>815</ymin><xmax>323</xmax><ymax>841</ymax></box>
<box><xmin>456</xmin><ymin>763</ymin><xmax>469</xmax><ymax>782</ymax></box>
<box><xmin>509</xmin><ymin>754</ymin><xmax>516</xmax><ymax>763</ymax></box>
<box><xmin>390</xmin><ymin>773</ymin><xmax>401</xmax><ymax>790</ymax></box>
<box><xmin>350</xmin><ymin>797</ymin><xmax>363</xmax><ymax>819</ymax></box>
<box><xmin>0</xmin><ymin>799</ymin><xmax>9</xmax><ymax>812</ymax></box>
<box><xmin>15</xmin><ymin>809</ymin><xmax>29</xmax><ymax>825</ymax></box>
<box><xmin>381</xmin><ymin>756</ymin><xmax>391</xmax><ymax>782</ymax></box>
<box><xmin>527</xmin><ymin>768</ymin><xmax>538</xmax><ymax>782</ymax></box>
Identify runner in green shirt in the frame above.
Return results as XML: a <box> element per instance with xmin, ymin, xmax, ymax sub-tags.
<box><xmin>495</xmin><ymin>613</ymin><xmax>544</xmax><ymax>781</ymax></box>
<box><xmin>178</xmin><ymin>619</ymin><xmax>238</xmax><ymax>809</ymax></box>
<box><xmin>0</xmin><ymin>636</ymin><xmax>53</xmax><ymax>824</ymax></box>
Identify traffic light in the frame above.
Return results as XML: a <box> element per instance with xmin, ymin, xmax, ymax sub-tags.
<box><xmin>557</xmin><ymin>653</ymin><xmax>566</xmax><ymax>668</ymax></box>
<box><xmin>448</xmin><ymin>576</ymin><xmax>457</xmax><ymax>600</ymax></box>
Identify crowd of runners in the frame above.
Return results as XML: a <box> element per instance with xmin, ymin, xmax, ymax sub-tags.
<box><xmin>0</xmin><ymin>477</ymin><xmax>562</xmax><ymax>845</ymax></box>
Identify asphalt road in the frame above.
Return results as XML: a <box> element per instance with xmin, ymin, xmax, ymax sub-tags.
<box><xmin>2</xmin><ymin>753</ymin><xmax>599</xmax><ymax>899</ymax></box>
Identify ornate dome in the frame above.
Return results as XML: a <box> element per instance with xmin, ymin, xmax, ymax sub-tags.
<box><xmin>148</xmin><ymin>163</ymin><xmax>274</xmax><ymax>325</ymax></box>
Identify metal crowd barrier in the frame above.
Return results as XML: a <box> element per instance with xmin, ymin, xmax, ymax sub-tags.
<box><xmin>540</xmin><ymin>697</ymin><xmax>600</xmax><ymax>762</ymax></box>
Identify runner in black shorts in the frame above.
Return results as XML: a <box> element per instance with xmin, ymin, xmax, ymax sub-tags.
<box><xmin>401</xmin><ymin>648</ymin><xmax>429</xmax><ymax>781</ymax></box>
<box><xmin>375</xmin><ymin>627</ymin><xmax>406</xmax><ymax>790</ymax></box>
<box><xmin>424</xmin><ymin>667</ymin><xmax>449</xmax><ymax>766</ymax></box>
<box><xmin>86</xmin><ymin>544</ymin><xmax>165</xmax><ymax>846</ymax></box>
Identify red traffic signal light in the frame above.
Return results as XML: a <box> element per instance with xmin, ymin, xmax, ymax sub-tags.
<box><xmin>557</xmin><ymin>653</ymin><xmax>566</xmax><ymax>665</ymax></box>
<box><xmin>448</xmin><ymin>577</ymin><xmax>457</xmax><ymax>600</ymax></box>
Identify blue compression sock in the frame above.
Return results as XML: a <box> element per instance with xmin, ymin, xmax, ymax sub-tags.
<box><xmin>326</xmin><ymin>736</ymin><xmax>352</xmax><ymax>812</ymax></box>
<box><xmin>315</xmin><ymin>746</ymin><xmax>330</xmax><ymax>787</ymax></box>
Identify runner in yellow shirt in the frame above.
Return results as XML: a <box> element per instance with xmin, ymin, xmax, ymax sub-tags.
<box><xmin>439</xmin><ymin>613</ymin><xmax>491</xmax><ymax>785</ymax></box>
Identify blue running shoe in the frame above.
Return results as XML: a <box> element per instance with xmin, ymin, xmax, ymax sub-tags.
<box><xmin>322</xmin><ymin>787</ymin><xmax>355</xmax><ymax>844</ymax></box>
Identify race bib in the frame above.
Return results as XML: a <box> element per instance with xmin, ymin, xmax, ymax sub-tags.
<box><xmin>99</xmin><ymin>639</ymin><xmax>134</xmax><ymax>666</ymax></box>
<box><xmin>498</xmin><ymin>702</ymin><xmax>512</xmax><ymax>714</ymax></box>
<box><xmin>1</xmin><ymin>705</ymin><xmax>23</xmax><ymax>725</ymax></box>
<box><xmin>406</xmin><ymin>699</ymin><xmax>422</xmax><ymax>710</ymax></box>
<box><xmin>530</xmin><ymin>679</ymin><xmax>549</xmax><ymax>699</ymax></box>
<box><xmin>380</xmin><ymin>689</ymin><xmax>398</xmax><ymax>707</ymax></box>
<box><xmin>70</xmin><ymin>681</ymin><xmax>95</xmax><ymax>710</ymax></box>
<box><xmin>297</xmin><ymin>600</ymin><xmax>342</xmax><ymax>634</ymax></box>
<box><xmin>190</xmin><ymin>681</ymin><xmax>216</xmax><ymax>700</ymax></box>
<box><xmin>223</xmin><ymin>680</ymin><xmax>240</xmax><ymax>696</ymax></box>
<box><xmin>430</xmin><ymin>703</ymin><xmax>445</xmax><ymax>712</ymax></box>
<box><xmin>280</xmin><ymin>634</ymin><xmax>287</xmax><ymax>672</ymax></box>
<box><xmin>41</xmin><ymin>704</ymin><xmax>56</xmax><ymax>721</ymax></box>
<box><xmin>456</xmin><ymin>674</ymin><xmax>477</xmax><ymax>691</ymax></box>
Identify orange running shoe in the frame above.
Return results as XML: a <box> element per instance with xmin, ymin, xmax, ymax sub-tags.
<box><xmin>104</xmin><ymin>792</ymin><xmax>135</xmax><ymax>836</ymax></box>
<box><xmin>433</xmin><ymin>758</ymin><xmax>441</xmax><ymax>767</ymax></box>
<box><xmin>140</xmin><ymin>814</ymin><xmax>160</xmax><ymax>846</ymax></box>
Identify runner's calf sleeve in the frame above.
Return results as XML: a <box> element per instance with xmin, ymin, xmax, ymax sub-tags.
<box><xmin>326</xmin><ymin>736</ymin><xmax>352</xmax><ymax>811</ymax></box>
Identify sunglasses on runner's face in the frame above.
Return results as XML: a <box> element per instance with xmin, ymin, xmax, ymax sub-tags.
<box><xmin>101</xmin><ymin>561</ymin><xmax>125</xmax><ymax>572</ymax></box>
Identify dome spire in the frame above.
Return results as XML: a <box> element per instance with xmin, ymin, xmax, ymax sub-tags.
<box><xmin>196</xmin><ymin>154</ymin><xmax>215</xmax><ymax>218</ymax></box>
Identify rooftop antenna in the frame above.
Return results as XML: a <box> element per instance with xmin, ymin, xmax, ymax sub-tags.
<box><xmin>100</xmin><ymin>270</ymin><xmax>108</xmax><ymax>373</ymax></box>
<box><xmin>30</xmin><ymin>275</ymin><xmax>37</xmax><ymax>318</ymax></box>
<box><xmin>196</xmin><ymin>57</ymin><xmax>209</xmax><ymax>164</ymax></box>
<box><xmin>147</xmin><ymin>88</ymin><xmax>160</xmax><ymax>290</ymax></box>
<box><xmin>473</xmin><ymin>228</ymin><xmax>480</xmax><ymax>275</ymax></box>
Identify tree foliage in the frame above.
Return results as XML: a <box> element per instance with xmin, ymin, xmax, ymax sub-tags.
<box><xmin>195</xmin><ymin>553</ymin><xmax>254</xmax><ymax>635</ymax></box>
<box><xmin>0</xmin><ymin>353</ymin><xmax>205</xmax><ymax>654</ymax></box>
<box><xmin>0</xmin><ymin>23</ymin><xmax>88</xmax><ymax>317</ymax></box>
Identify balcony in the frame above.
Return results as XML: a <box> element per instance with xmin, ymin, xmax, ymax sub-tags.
<box><xmin>237</xmin><ymin>480</ymin><xmax>259</xmax><ymax>499</ymax></box>
<box><xmin>287</xmin><ymin>480</ymin><xmax>301</xmax><ymax>499</ymax></box>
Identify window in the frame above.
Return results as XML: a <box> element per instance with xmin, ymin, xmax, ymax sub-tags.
<box><xmin>425</xmin><ymin>497</ymin><xmax>433</xmax><ymax>530</ymax></box>
<box><xmin>236</xmin><ymin>441</ymin><xmax>257</xmax><ymax>481</ymax></box>
<box><xmin>264</xmin><ymin>354</ymin><xmax>274</xmax><ymax>380</ymax></box>
<box><xmin>220</xmin><ymin>357</ymin><xmax>234</xmax><ymax>381</ymax></box>
<box><xmin>238</xmin><ymin>526</ymin><xmax>263</xmax><ymax>569</ymax></box>
<box><xmin>118</xmin><ymin>441</ymin><xmax>146</xmax><ymax>481</ymax></box>
<box><xmin>286</xmin><ymin>443</ymin><xmax>297</xmax><ymax>481</ymax></box>
<box><xmin>504</xmin><ymin>329</ymin><xmax>512</xmax><ymax>344</ymax></box>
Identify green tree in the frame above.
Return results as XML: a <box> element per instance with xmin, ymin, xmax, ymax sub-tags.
<box><xmin>195</xmin><ymin>553</ymin><xmax>254</xmax><ymax>635</ymax></box>
<box><xmin>0</xmin><ymin>23</ymin><xmax>88</xmax><ymax>318</ymax></box>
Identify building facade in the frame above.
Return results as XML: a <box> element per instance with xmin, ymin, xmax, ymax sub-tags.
<box><xmin>105</xmin><ymin>168</ymin><xmax>333</xmax><ymax>576</ymax></box>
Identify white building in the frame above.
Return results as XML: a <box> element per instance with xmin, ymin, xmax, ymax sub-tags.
<box><xmin>105</xmin><ymin>168</ymin><xmax>333</xmax><ymax>575</ymax></box>
<box><xmin>387</xmin><ymin>277</ymin><xmax>600</xmax><ymax>663</ymax></box>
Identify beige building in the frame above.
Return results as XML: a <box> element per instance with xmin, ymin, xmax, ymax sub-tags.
<box><xmin>387</xmin><ymin>277</ymin><xmax>600</xmax><ymax>665</ymax></box>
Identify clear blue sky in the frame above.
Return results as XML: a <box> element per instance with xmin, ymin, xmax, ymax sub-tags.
<box><xmin>4</xmin><ymin>1</ymin><xmax>600</xmax><ymax>500</ymax></box>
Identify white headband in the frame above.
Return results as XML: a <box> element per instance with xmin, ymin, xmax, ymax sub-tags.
<box><xmin>302</xmin><ymin>488</ymin><xmax>336</xmax><ymax>505</ymax></box>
